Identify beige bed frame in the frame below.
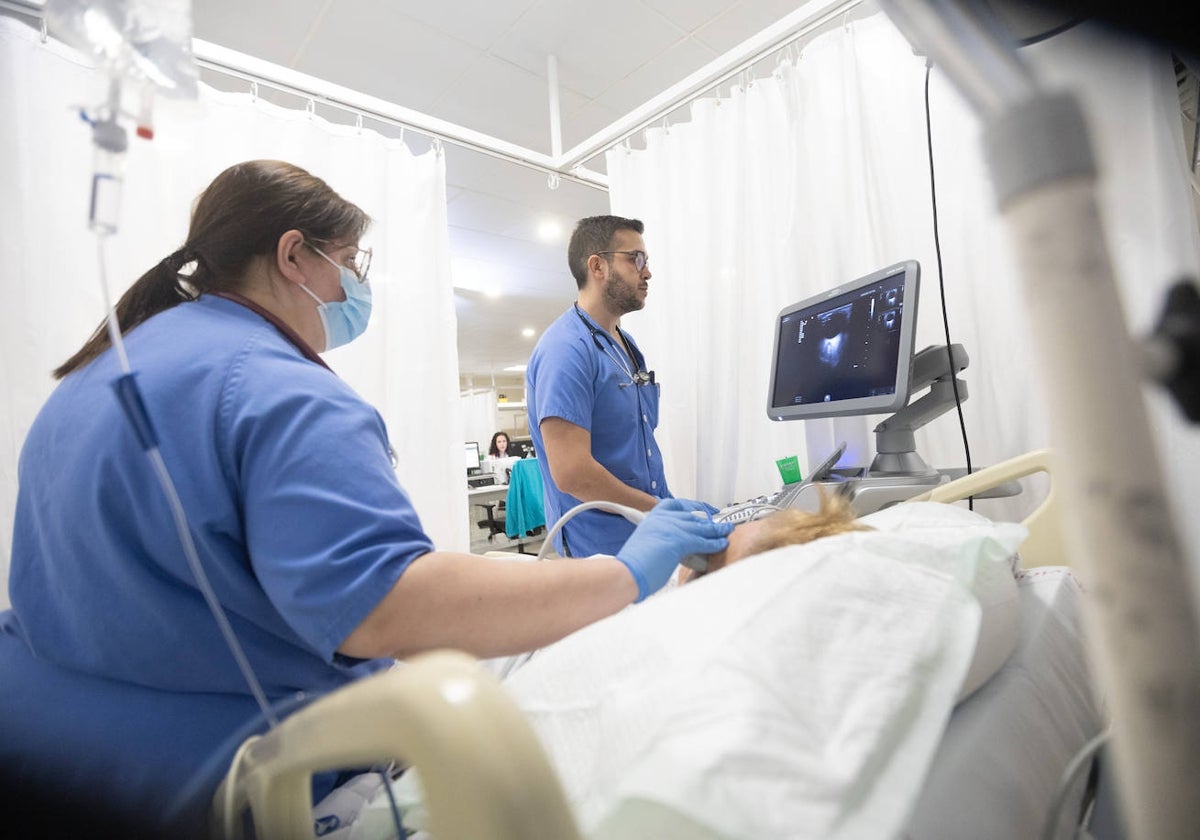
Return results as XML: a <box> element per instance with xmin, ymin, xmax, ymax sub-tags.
<box><xmin>910</xmin><ymin>447</ymin><xmax>1060</xmax><ymax>568</ymax></box>
<box><xmin>212</xmin><ymin>449</ymin><xmax>1060</xmax><ymax>839</ymax></box>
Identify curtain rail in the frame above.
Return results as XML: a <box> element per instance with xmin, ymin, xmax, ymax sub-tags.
<box><xmin>0</xmin><ymin>0</ymin><xmax>609</xmax><ymax>191</ymax></box>
<box><xmin>2</xmin><ymin>0</ymin><xmax>867</xmax><ymax>178</ymax></box>
<box><xmin>559</xmin><ymin>0</ymin><xmax>865</xmax><ymax>169</ymax></box>
<box><xmin>191</xmin><ymin>45</ymin><xmax>609</xmax><ymax>193</ymax></box>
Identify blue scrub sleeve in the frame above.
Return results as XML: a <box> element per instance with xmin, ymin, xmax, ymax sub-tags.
<box><xmin>222</xmin><ymin>347</ymin><xmax>433</xmax><ymax>660</ymax></box>
<box><xmin>531</xmin><ymin>337</ymin><xmax>595</xmax><ymax>431</ymax></box>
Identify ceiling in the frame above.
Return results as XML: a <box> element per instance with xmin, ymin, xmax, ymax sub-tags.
<box><xmin>9</xmin><ymin>0</ymin><xmax>1194</xmax><ymax>393</ymax></box>
<box><xmin>187</xmin><ymin>0</ymin><xmax>821</xmax><ymax>390</ymax></box>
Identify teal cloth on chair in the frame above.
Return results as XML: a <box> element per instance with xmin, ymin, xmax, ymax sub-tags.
<box><xmin>505</xmin><ymin>458</ymin><xmax>546</xmax><ymax>538</ymax></box>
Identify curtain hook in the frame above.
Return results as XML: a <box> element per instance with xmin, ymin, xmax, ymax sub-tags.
<box><xmin>249</xmin><ymin>81</ymin><xmax>259</xmax><ymax>101</ymax></box>
<box><xmin>843</xmin><ymin>10</ymin><xmax>852</xmax><ymax>31</ymax></box>
<box><xmin>432</xmin><ymin>136</ymin><xmax>443</xmax><ymax>157</ymax></box>
<box><xmin>39</xmin><ymin>17</ymin><xmax>48</xmax><ymax>43</ymax></box>
<box><xmin>305</xmin><ymin>98</ymin><xmax>316</xmax><ymax>119</ymax></box>
<box><xmin>774</xmin><ymin>49</ymin><xmax>790</xmax><ymax>79</ymax></box>
<box><xmin>355</xmin><ymin>113</ymin><xmax>363</xmax><ymax>134</ymax></box>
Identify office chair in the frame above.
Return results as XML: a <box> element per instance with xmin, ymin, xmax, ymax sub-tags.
<box><xmin>475</xmin><ymin>469</ymin><xmax>513</xmax><ymax>541</ymax></box>
<box><xmin>476</xmin><ymin>502</ymin><xmax>506</xmax><ymax>540</ymax></box>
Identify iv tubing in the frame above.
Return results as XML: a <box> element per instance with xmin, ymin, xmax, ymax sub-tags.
<box><xmin>96</xmin><ymin>233</ymin><xmax>279</xmax><ymax>729</ymax></box>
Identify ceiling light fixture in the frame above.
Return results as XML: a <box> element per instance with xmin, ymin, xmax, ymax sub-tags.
<box><xmin>521</xmin><ymin>327</ymin><xmax>535</xmax><ymax>338</ymax></box>
<box><xmin>537</xmin><ymin>219</ymin><xmax>563</xmax><ymax>241</ymax></box>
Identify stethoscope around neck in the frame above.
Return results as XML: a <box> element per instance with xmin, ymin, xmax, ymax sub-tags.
<box><xmin>573</xmin><ymin>303</ymin><xmax>655</xmax><ymax>388</ymax></box>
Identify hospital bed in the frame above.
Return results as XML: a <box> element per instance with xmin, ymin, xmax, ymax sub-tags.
<box><xmin>213</xmin><ymin>448</ymin><xmax>1107</xmax><ymax>840</ymax></box>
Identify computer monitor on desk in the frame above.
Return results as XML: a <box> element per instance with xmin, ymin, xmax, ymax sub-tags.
<box><xmin>507</xmin><ymin>436</ymin><xmax>534</xmax><ymax>459</ymax></box>
<box><xmin>484</xmin><ymin>455</ymin><xmax>521</xmax><ymax>484</ymax></box>
<box><xmin>762</xmin><ymin>260</ymin><xmax>1002</xmax><ymax>514</ymax></box>
<box><xmin>464</xmin><ymin>441</ymin><xmax>482</xmax><ymax>476</ymax></box>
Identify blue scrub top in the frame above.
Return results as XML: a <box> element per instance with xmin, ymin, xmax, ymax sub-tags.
<box><xmin>0</xmin><ymin>294</ymin><xmax>434</xmax><ymax>832</ymax></box>
<box><xmin>526</xmin><ymin>305</ymin><xmax>670</xmax><ymax>557</ymax></box>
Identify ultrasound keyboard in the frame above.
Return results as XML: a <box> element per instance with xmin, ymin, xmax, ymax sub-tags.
<box><xmin>714</xmin><ymin>442</ymin><xmax>849</xmax><ymax>524</ymax></box>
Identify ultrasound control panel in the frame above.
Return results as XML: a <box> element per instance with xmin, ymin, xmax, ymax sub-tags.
<box><xmin>714</xmin><ymin>442</ymin><xmax>853</xmax><ymax>524</ymax></box>
<box><xmin>715</xmin><ymin>453</ymin><xmax>1020</xmax><ymax>523</ymax></box>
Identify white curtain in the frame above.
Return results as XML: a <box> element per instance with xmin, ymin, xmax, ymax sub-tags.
<box><xmin>0</xmin><ymin>18</ymin><xmax>465</xmax><ymax>607</ymax></box>
<box><xmin>461</xmin><ymin>389</ymin><xmax>500</xmax><ymax>455</ymax></box>
<box><xmin>608</xmin><ymin>15</ymin><xmax>1200</xmax><ymax>566</ymax></box>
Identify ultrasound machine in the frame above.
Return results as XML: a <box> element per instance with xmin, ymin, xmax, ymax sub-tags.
<box><xmin>716</xmin><ymin>259</ymin><xmax>1016</xmax><ymax>525</ymax></box>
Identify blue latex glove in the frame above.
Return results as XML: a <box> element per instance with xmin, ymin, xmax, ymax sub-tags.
<box><xmin>663</xmin><ymin>496</ymin><xmax>721</xmax><ymax>517</ymax></box>
<box><xmin>616</xmin><ymin>498</ymin><xmax>734</xmax><ymax>601</ymax></box>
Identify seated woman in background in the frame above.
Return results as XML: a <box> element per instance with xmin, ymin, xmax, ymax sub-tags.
<box><xmin>484</xmin><ymin>431</ymin><xmax>516</xmax><ymax>483</ymax></box>
<box><xmin>488</xmin><ymin>431</ymin><xmax>510</xmax><ymax>458</ymax></box>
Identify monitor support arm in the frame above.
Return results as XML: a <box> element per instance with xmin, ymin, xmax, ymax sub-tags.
<box><xmin>869</xmin><ymin>344</ymin><xmax>968</xmax><ymax>477</ymax></box>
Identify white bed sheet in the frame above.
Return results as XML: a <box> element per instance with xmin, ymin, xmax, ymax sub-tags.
<box><xmin>321</xmin><ymin>567</ymin><xmax>1098</xmax><ymax>840</ymax></box>
<box><xmin>342</xmin><ymin>505</ymin><xmax>1030</xmax><ymax>840</ymax></box>
<box><xmin>903</xmin><ymin>567</ymin><xmax>1103</xmax><ymax>840</ymax></box>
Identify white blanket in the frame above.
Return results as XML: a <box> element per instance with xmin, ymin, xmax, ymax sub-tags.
<box><xmin>351</xmin><ymin>504</ymin><xmax>1026</xmax><ymax>840</ymax></box>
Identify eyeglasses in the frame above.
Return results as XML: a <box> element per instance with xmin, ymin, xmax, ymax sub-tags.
<box><xmin>308</xmin><ymin>241</ymin><xmax>373</xmax><ymax>282</ymax></box>
<box><xmin>594</xmin><ymin>250</ymin><xmax>649</xmax><ymax>272</ymax></box>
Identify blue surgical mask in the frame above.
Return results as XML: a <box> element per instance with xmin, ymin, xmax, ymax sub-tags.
<box><xmin>299</xmin><ymin>247</ymin><xmax>373</xmax><ymax>352</ymax></box>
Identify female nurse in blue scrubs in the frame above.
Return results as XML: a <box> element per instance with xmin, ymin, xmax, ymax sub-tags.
<box><xmin>0</xmin><ymin>160</ymin><xmax>730</xmax><ymax>838</ymax></box>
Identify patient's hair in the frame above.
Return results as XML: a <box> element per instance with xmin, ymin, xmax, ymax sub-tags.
<box><xmin>742</xmin><ymin>491</ymin><xmax>872</xmax><ymax>557</ymax></box>
<box><xmin>691</xmin><ymin>491</ymin><xmax>873</xmax><ymax>580</ymax></box>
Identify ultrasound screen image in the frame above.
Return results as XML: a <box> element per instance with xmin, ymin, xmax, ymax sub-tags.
<box><xmin>771</xmin><ymin>275</ymin><xmax>906</xmax><ymax>409</ymax></box>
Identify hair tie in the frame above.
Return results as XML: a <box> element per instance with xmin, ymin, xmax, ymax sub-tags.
<box><xmin>162</xmin><ymin>247</ymin><xmax>196</xmax><ymax>271</ymax></box>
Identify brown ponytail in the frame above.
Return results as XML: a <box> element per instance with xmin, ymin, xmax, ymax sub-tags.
<box><xmin>52</xmin><ymin>254</ymin><xmax>197</xmax><ymax>378</ymax></box>
<box><xmin>53</xmin><ymin>160</ymin><xmax>370</xmax><ymax>379</ymax></box>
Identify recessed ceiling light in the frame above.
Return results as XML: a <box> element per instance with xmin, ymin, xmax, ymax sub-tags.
<box><xmin>521</xmin><ymin>327</ymin><xmax>535</xmax><ymax>338</ymax></box>
<box><xmin>537</xmin><ymin>219</ymin><xmax>563</xmax><ymax>241</ymax></box>
<box><xmin>504</xmin><ymin>364</ymin><xmax>527</xmax><ymax>372</ymax></box>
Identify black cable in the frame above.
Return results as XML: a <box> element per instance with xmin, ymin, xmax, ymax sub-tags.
<box><xmin>924</xmin><ymin>62</ymin><xmax>975</xmax><ymax>509</ymax></box>
<box><xmin>1192</xmin><ymin>74</ymin><xmax>1200</xmax><ymax>176</ymax></box>
<box><xmin>377</xmin><ymin>767</ymin><xmax>410</xmax><ymax>839</ymax></box>
<box><xmin>1015</xmin><ymin>16</ymin><xmax>1088</xmax><ymax>47</ymax></box>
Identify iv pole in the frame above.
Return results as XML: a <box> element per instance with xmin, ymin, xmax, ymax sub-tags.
<box><xmin>875</xmin><ymin>1</ymin><xmax>1200</xmax><ymax>837</ymax></box>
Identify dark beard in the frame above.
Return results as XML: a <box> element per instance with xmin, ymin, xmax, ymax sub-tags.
<box><xmin>602</xmin><ymin>274</ymin><xmax>644</xmax><ymax>314</ymax></box>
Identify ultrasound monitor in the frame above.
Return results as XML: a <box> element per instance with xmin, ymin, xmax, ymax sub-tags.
<box><xmin>767</xmin><ymin>260</ymin><xmax>920</xmax><ymax>422</ymax></box>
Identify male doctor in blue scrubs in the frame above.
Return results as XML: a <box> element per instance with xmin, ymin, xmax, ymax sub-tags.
<box><xmin>527</xmin><ymin>216</ymin><xmax>671</xmax><ymax>558</ymax></box>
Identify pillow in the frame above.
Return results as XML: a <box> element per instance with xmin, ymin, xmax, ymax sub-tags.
<box><xmin>861</xmin><ymin>501</ymin><xmax>1024</xmax><ymax>702</ymax></box>
<box><xmin>379</xmin><ymin>503</ymin><xmax>1027</xmax><ymax>840</ymax></box>
<box><xmin>505</xmin><ymin>506</ymin><xmax>1024</xmax><ymax>839</ymax></box>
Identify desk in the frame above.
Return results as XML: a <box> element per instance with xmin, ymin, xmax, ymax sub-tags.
<box><xmin>466</xmin><ymin>484</ymin><xmax>542</xmax><ymax>555</ymax></box>
<box><xmin>467</xmin><ymin>485</ymin><xmax>508</xmax><ymax>506</ymax></box>
<box><xmin>465</xmin><ymin>463</ymin><xmax>546</xmax><ymax>555</ymax></box>
<box><xmin>468</xmin><ymin>486</ymin><xmax>508</xmax><ymax>552</ymax></box>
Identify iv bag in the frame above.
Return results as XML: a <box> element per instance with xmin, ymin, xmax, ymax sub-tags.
<box><xmin>45</xmin><ymin>0</ymin><xmax>199</xmax><ymax>99</ymax></box>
